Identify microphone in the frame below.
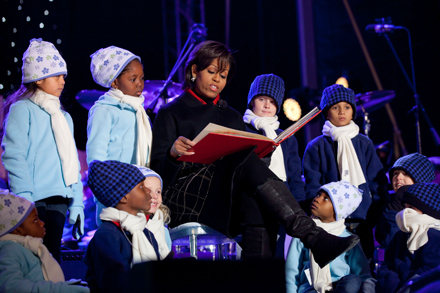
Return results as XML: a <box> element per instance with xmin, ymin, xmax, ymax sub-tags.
<box><xmin>365</xmin><ymin>24</ymin><xmax>404</xmax><ymax>34</ymax></box>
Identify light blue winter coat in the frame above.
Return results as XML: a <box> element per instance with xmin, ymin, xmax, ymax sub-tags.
<box><xmin>285</xmin><ymin>229</ymin><xmax>375</xmax><ymax>293</ymax></box>
<box><xmin>0</xmin><ymin>240</ymin><xmax>89</xmax><ymax>292</ymax></box>
<box><xmin>86</xmin><ymin>93</ymin><xmax>151</xmax><ymax>166</ymax></box>
<box><xmin>1</xmin><ymin>98</ymin><xmax>83</xmax><ymax>206</ymax></box>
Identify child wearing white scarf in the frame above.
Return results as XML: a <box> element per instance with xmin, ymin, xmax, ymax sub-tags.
<box><xmin>286</xmin><ymin>181</ymin><xmax>375</xmax><ymax>293</ymax></box>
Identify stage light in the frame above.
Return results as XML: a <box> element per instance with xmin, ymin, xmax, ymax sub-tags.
<box><xmin>335</xmin><ymin>76</ymin><xmax>349</xmax><ymax>88</ymax></box>
<box><xmin>7</xmin><ymin>71</ymin><xmax>11</xmax><ymax>76</ymax></box>
<box><xmin>0</xmin><ymin>84</ymin><xmax>3</xmax><ymax>90</ymax></box>
<box><xmin>2</xmin><ymin>17</ymin><xmax>6</xmax><ymax>22</ymax></box>
<box><xmin>26</xmin><ymin>16</ymin><xmax>31</xmax><ymax>22</ymax></box>
<box><xmin>40</xmin><ymin>23</ymin><xmax>44</xmax><ymax>28</ymax></box>
<box><xmin>44</xmin><ymin>10</ymin><xmax>49</xmax><ymax>15</ymax></box>
<box><xmin>13</xmin><ymin>57</ymin><xmax>18</xmax><ymax>63</ymax></box>
<box><xmin>11</xmin><ymin>42</ymin><xmax>15</xmax><ymax>47</ymax></box>
<box><xmin>57</xmin><ymin>39</ymin><xmax>62</xmax><ymax>44</ymax></box>
<box><xmin>18</xmin><ymin>5</ymin><xmax>22</xmax><ymax>10</ymax></box>
<box><xmin>13</xmin><ymin>28</ymin><xmax>17</xmax><ymax>33</ymax></box>
<box><xmin>283</xmin><ymin>98</ymin><xmax>302</xmax><ymax>122</ymax></box>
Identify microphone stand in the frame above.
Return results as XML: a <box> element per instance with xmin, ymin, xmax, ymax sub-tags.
<box><xmin>380</xmin><ymin>27</ymin><xmax>440</xmax><ymax>153</ymax></box>
<box><xmin>147</xmin><ymin>23</ymin><xmax>207</xmax><ymax>114</ymax></box>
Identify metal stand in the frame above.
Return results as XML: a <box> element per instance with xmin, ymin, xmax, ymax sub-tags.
<box><xmin>147</xmin><ymin>23</ymin><xmax>207</xmax><ymax>113</ymax></box>
<box><xmin>379</xmin><ymin>22</ymin><xmax>440</xmax><ymax>153</ymax></box>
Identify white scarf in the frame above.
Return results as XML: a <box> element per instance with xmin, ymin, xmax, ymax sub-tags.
<box><xmin>29</xmin><ymin>89</ymin><xmax>78</xmax><ymax>186</ymax></box>
<box><xmin>243</xmin><ymin>109</ymin><xmax>287</xmax><ymax>181</ymax></box>
<box><xmin>322</xmin><ymin>120</ymin><xmax>366</xmax><ymax>188</ymax></box>
<box><xmin>396</xmin><ymin>208</ymin><xmax>440</xmax><ymax>254</ymax></box>
<box><xmin>100</xmin><ymin>207</ymin><xmax>159</xmax><ymax>265</ymax></box>
<box><xmin>309</xmin><ymin>219</ymin><xmax>346</xmax><ymax>293</ymax></box>
<box><xmin>107</xmin><ymin>88</ymin><xmax>152</xmax><ymax>167</ymax></box>
<box><xmin>146</xmin><ymin>209</ymin><xmax>170</xmax><ymax>260</ymax></box>
<box><xmin>0</xmin><ymin>234</ymin><xmax>65</xmax><ymax>282</ymax></box>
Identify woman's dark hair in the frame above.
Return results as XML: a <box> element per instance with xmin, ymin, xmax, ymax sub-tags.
<box><xmin>2</xmin><ymin>82</ymin><xmax>39</xmax><ymax>121</ymax></box>
<box><xmin>182</xmin><ymin>40</ymin><xmax>236</xmax><ymax>90</ymax></box>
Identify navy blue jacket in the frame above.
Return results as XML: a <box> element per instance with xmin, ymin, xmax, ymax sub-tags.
<box><xmin>377</xmin><ymin>229</ymin><xmax>440</xmax><ymax>292</ymax></box>
<box><xmin>303</xmin><ymin>134</ymin><xmax>388</xmax><ymax>220</ymax></box>
<box><xmin>245</xmin><ymin>124</ymin><xmax>305</xmax><ymax>202</ymax></box>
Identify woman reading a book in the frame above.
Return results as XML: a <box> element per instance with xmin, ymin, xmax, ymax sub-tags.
<box><xmin>150</xmin><ymin>40</ymin><xmax>358</xmax><ymax>266</ymax></box>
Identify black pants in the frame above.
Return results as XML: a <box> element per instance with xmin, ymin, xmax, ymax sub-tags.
<box><xmin>35</xmin><ymin>196</ymin><xmax>69</xmax><ymax>263</ymax></box>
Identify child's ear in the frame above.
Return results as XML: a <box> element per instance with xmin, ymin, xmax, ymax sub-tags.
<box><xmin>111</xmin><ymin>79</ymin><xmax>118</xmax><ymax>89</ymax></box>
<box><xmin>119</xmin><ymin>195</ymin><xmax>128</xmax><ymax>204</ymax></box>
<box><xmin>10</xmin><ymin>226</ymin><xmax>24</xmax><ymax>236</ymax></box>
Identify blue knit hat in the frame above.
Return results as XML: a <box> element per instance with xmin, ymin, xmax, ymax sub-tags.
<box><xmin>403</xmin><ymin>183</ymin><xmax>440</xmax><ymax>219</ymax></box>
<box><xmin>318</xmin><ymin>180</ymin><xmax>363</xmax><ymax>221</ymax></box>
<box><xmin>88</xmin><ymin>160</ymin><xmax>146</xmax><ymax>208</ymax></box>
<box><xmin>389</xmin><ymin>153</ymin><xmax>435</xmax><ymax>183</ymax></box>
<box><xmin>247</xmin><ymin>74</ymin><xmax>285</xmax><ymax>114</ymax></box>
<box><xmin>134</xmin><ymin>165</ymin><xmax>163</xmax><ymax>189</ymax></box>
<box><xmin>320</xmin><ymin>84</ymin><xmax>356</xmax><ymax>119</ymax></box>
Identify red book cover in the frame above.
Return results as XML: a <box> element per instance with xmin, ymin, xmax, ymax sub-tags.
<box><xmin>177</xmin><ymin>107</ymin><xmax>321</xmax><ymax>164</ymax></box>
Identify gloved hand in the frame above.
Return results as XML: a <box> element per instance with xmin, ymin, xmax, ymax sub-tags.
<box><xmin>68</xmin><ymin>206</ymin><xmax>84</xmax><ymax>240</ymax></box>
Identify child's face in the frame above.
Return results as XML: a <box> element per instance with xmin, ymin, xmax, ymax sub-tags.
<box><xmin>404</xmin><ymin>203</ymin><xmax>423</xmax><ymax>214</ymax></box>
<box><xmin>35</xmin><ymin>75</ymin><xmax>66</xmax><ymax>97</ymax></box>
<box><xmin>392</xmin><ymin>169</ymin><xmax>415</xmax><ymax>192</ymax></box>
<box><xmin>123</xmin><ymin>181</ymin><xmax>152</xmax><ymax>215</ymax></box>
<box><xmin>191</xmin><ymin>58</ymin><xmax>229</xmax><ymax>99</ymax></box>
<box><xmin>112</xmin><ymin>60</ymin><xmax>145</xmax><ymax>97</ymax></box>
<box><xmin>252</xmin><ymin>96</ymin><xmax>277</xmax><ymax>117</ymax></box>
<box><xmin>144</xmin><ymin>177</ymin><xmax>162</xmax><ymax>215</ymax></box>
<box><xmin>12</xmin><ymin>207</ymin><xmax>46</xmax><ymax>238</ymax></box>
<box><xmin>311</xmin><ymin>191</ymin><xmax>336</xmax><ymax>223</ymax></box>
<box><xmin>326</xmin><ymin>101</ymin><xmax>353</xmax><ymax>127</ymax></box>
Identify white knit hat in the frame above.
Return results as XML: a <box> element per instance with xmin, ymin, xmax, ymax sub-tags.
<box><xmin>134</xmin><ymin>165</ymin><xmax>163</xmax><ymax>189</ymax></box>
<box><xmin>318</xmin><ymin>180</ymin><xmax>363</xmax><ymax>221</ymax></box>
<box><xmin>90</xmin><ymin>46</ymin><xmax>141</xmax><ymax>88</ymax></box>
<box><xmin>0</xmin><ymin>189</ymin><xmax>35</xmax><ymax>237</ymax></box>
<box><xmin>21</xmin><ymin>38</ymin><xmax>67</xmax><ymax>84</ymax></box>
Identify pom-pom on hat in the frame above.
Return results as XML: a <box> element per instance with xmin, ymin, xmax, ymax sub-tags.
<box><xmin>318</xmin><ymin>180</ymin><xmax>363</xmax><ymax>221</ymax></box>
<box><xmin>21</xmin><ymin>38</ymin><xmax>67</xmax><ymax>84</ymax></box>
<box><xmin>247</xmin><ymin>74</ymin><xmax>285</xmax><ymax>114</ymax></box>
<box><xmin>90</xmin><ymin>46</ymin><xmax>141</xmax><ymax>88</ymax></box>
<box><xmin>403</xmin><ymin>183</ymin><xmax>440</xmax><ymax>220</ymax></box>
<box><xmin>87</xmin><ymin>160</ymin><xmax>146</xmax><ymax>208</ymax></box>
<box><xmin>0</xmin><ymin>189</ymin><xmax>35</xmax><ymax>237</ymax></box>
<box><xmin>134</xmin><ymin>166</ymin><xmax>163</xmax><ymax>189</ymax></box>
<box><xmin>320</xmin><ymin>84</ymin><xmax>356</xmax><ymax>119</ymax></box>
<box><xmin>389</xmin><ymin>153</ymin><xmax>435</xmax><ymax>183</ymax></box>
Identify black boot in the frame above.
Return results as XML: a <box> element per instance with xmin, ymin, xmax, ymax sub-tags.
<box><xmin>255</xmin><ymin>180</ymin><xmax>360</xmax><ymax>268</ymax></box>
<box><xmin>241</xmin><ymin>226</ymin><xmax>276</xmax><ymax>260</ymax></box>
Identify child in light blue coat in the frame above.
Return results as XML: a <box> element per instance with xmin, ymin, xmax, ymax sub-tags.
<box><xmin>286</xmin><ymin>181</ymin><xmax>375</xmax><ymax>293</ymax></box>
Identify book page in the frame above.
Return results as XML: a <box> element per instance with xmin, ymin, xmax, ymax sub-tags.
<box><xmin>192</xmin><ymin>123</ymin><xmax>273</xmax><ymax>144</ymax></box>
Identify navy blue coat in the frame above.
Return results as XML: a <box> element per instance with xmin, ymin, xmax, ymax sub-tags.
<box><xmin>245</xmin><ymin>123</ymin><xmax>305</xmax><ymax>202</ymax></box>
<box><xmin>303</xmin><ymin>134</ymin><xmax>388</xmax><ymax>220</ymax></box>
<box><xmin>377</xmin><ymin>229</ymin><xmax>440</xmax><ymax>292</ymax></box>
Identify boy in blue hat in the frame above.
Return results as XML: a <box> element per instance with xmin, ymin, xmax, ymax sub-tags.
<box><xmin>303</xmin><ymin>84</ymin><xmax>389</xmax><ymax>270</ymax></box>
<box><xmin>375</xmin><ymin>153</ymin><xmax>436</xmax><ymax>248</ymax></box>
<box><xmin>243</xmin><ymin>73</ymin><xmax>305</xmax><ymax>258</ymax></box>
<box><xmin>377</xmin><ymin>183</ymin><xmax>440</xmax><ymax>292</ymax></box>
<box><xmin>83</xmin><ymin>160</ymin><xmax>171</xmax><ymax>292</ymax></box>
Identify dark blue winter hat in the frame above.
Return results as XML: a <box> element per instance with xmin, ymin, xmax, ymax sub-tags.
<box><xmin>389</xmin><ymin>153</ymin><xmax>435</xmax><ymax>183</ymax></box>
<box><xmin>403</xmin><ymin>182</ymin><xmax>440</xmax><ymax>219</ymax></box>
<box><xmin>247</xmin><ymin>74</ymin><xmax>285</xmax><ymax>114</ymax></box>
<box><xmin>88</xmin><ymin>160</ymin><xmax>146</xmax><ymax>208</ymax></box>
<box><xmin>320</xmin><ymin>84</ymin><xmax>356</xmax><ymax>119</ymax></box>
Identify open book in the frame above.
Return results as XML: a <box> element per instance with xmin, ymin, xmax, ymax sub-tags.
<box><xmin>177</xmin><ymin>107</ymin><xmax>321</xmax><ymax>164</ymax></box>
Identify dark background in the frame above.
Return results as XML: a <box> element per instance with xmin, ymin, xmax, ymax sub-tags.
<box><xmin>1</xmin><ymin>0</ymin><xmax>439</xmax><ymax>162</ymax></box>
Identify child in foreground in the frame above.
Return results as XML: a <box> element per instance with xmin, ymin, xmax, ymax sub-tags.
<box><xmin>83</xmin><ymin>160</ymin><xmax>172</xmax><ymax>292</ymax></box>
<box><xmin>286</xmin><ymin>181</ymin><xmax>374</xmax><ymax>293</ymax></box>
<box><xmin>0</xmin><ymin>189</ymin><xmax>88</xmax><ymax>292</ymax></box>
<box><xmin>377</xmin><ymin>182</ymin><xmax>440</xmax><ymax>292</ymax></box>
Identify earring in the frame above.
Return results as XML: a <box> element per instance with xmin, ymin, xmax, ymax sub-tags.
<box><xmin>191</xmin><ymin>76</ymin><xmax>196</xmax><ymax>82</ymax></box>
